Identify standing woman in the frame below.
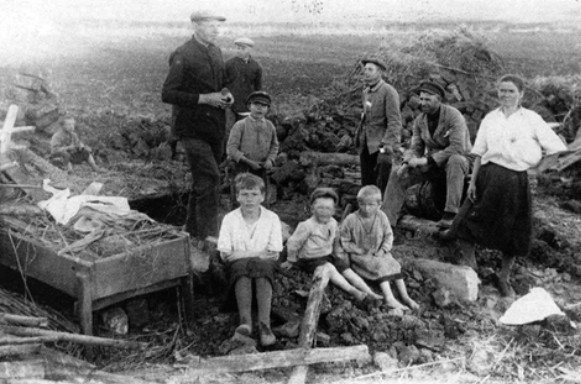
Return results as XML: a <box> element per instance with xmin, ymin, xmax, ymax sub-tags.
<box><xmin>444</xmin><ymin>74</ymin><xmax>566</xmax><ymax>297</ymax></box>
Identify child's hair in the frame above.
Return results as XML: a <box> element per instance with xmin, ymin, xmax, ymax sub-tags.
<box><xmin>357</xmin><ymin>185</ymin><xmax>382</xmax><ymax>203</ymax></box>
<box><xmin>309</xmin><ymin>187</ymin><xmax>338</xmax><ymax>205</ymax></box>
<box><xmin>234</xmin><ymin>172</ymin><xmax>265</xmax><ymax>194</ymax></box>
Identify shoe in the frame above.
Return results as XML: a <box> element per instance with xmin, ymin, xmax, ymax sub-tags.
<box><xmin>234</xmin><ymin>324</ymin><xmax>252</xmax><ymax>337</ymax></box>
<box><xmin>437</xmin><ymin>229</ymin><xmax>456</xmax><ymax>241</ymax></box>
<box><xmin>436</xmin><ymin>212</ymin><xmax>456</xmax><ymax>229</ymax></box>
<box><xmin>259</xmin><ymin>322</ymin><xmax>276</xmax><ymax>347</ymax></box>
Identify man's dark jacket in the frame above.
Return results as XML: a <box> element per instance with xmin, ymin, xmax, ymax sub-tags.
<box><xmin>162</xmin><ymin>36</ymin><xmax>226</xmax><ymax>144</ymax></box>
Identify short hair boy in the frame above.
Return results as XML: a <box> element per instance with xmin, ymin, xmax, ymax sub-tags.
<box><xmin>49</xmin><ymin>116</ymin><xmax>101</xmax><ymax>172</ymax></box>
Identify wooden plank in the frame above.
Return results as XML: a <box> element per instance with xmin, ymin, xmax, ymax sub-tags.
<box><xmin>288</xmin><ymin>265</ymin><xmax>331</xmax><ymax>384</ymax></box>
<box><xmin>171</xmin><ymin>345</ymin><xmax>369</xmax><ymax>378</ymax></box>
<box><xmin>0</xmin><ymin>325</ymin><xmax>146</xmax><ymax>349</ymax></box>
<box><xmin>91</xmin><ymin>236</ymin><xmax>189</xmax><ymax>300</ymax></box>
<box><xmin>299</xmin><ymin>151</ymin><xmax>359</xmax><ymax>166</ymax></box>
<box><xmin>91</xmin><ymin>278</ymin><xmax>181</xmax><ymax>311</ymax></box>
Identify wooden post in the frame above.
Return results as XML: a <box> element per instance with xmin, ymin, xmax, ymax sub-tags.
<box><xmin>287</xmin><ymin>265</ymin><xmax>330</xmax><ymax>384</ymax></box>
<box><xmin>75</xmin><ymin>271</ymin><xmax>93</xmax><ymax>336</ymax></box>
<box><xmin>0</xmin><ymin>105</ymin><xmax>18</xmax><ymax>155</ymax></box>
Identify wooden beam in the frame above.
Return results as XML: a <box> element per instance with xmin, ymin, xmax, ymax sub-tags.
<box><xmin>168</xmin><ymin>345</ymin><xmax>369</xmax><ymax>379</ymax></box>
<box><xmin>0</xmin><ymin>314</ymin><xmax>48</xmax><ymax>328</ymax></box>
<box><xmin>299</xmin><ymin>151</ymin><xmax>359</xmax><ymax>166</ymax></box>
<box><xmin>288</xmin><ymin>265</ymin><xmax>330</xmax><ymax>384</ymax></box>
<box><xmin>0</xmin><ymin>325</ymin><xmax>146</xmax><ymax>349</ymax></box>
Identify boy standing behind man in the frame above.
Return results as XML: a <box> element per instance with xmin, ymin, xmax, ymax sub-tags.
<box><xmin>225</xmin><ymin>37</ymin><xmax>263</xmax><ymax>136</ymax></box>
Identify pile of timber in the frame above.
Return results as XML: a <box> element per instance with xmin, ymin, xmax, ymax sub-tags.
<box><xmin>0</xmin><ymin>312</ymin><xmax>149</xmax><ymax>383</ymax></box>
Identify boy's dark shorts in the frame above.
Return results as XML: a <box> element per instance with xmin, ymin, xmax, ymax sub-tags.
<box><xmin>296</xmin><ymin>255</ymin><xmax>349</xmax><ymax>274</ymax></box>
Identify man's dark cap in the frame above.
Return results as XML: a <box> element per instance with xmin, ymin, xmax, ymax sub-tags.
<box><xmin>309</xmin><ymin>187</ymin><xmax>339</xmax><ymax>205</ymax></box>
<box><xmin>246</xmin><ymin>91</ymin><xmax>272</xmax><ymax>106</ymax></box>
<box><xmin>417</xmin><ymin>81</ymin><xmax>446</xmax><ymax>98</ymax></box>
<box><xmin>190</xmin><ymin>10</ymin><xmax>226</xmax><ymax>22</ymax></box>
<box><xmin>361</xmin><ymin>57</ymin><xmax>387</xmax><ymax>71</ymax></box>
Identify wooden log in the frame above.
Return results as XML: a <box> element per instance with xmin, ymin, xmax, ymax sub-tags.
<box><xmin>0</xmin><ymin>325</ymin><xmax>146</xmax><ymax>349</ymax></box>
<box><xmin>0</xmin><ymin>314</ymin><xmax>48</xmax><ymax>328</ymax></box>
<box><xmin>170</xmin><ymin>345</ymin><xmax>369</xmax><ymax>379</ymax></box>
<box><xmin>0</xmin><ymin>344</ymin><xmax>41</xmax><ymax>357</ymax></box>
<box><xmin>288</xmin><ymin>265</ymin><xmax>330</xmax><ymax>384</ymax></box>
<box><xmin>0</xmin><ymin>360</ymin><xmax>45</xmax><ymax>379</ymax></box>
<box><xmin>299</xmin><ymin>151</ymin><xmax>359</xmax><ymax>166</ymax></box>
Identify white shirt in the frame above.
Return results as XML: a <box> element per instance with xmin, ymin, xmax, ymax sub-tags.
<box><xmin>473</xmin><ymin>107</ymin><xmax>567</xmax><ymax>171</ymax></box>
<box><xmin>217</xmin><ymin>206</ymin><xmax>283</xmax><ymax>262</ymax></box>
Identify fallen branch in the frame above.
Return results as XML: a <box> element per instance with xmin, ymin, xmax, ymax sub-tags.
<box><xmin>170</xmin><ymin>345</ymin><xmax>369</xmax><ymax>378</ymax></box>
<box><xmin>0</xmin><ymin>325</ymin><xmax>146</xmax><ymax>349</ymax></box>
<box><xmin>0</xmin><ymin>314</ymin><xmax>48</xmax><ymax>328</ymax></box>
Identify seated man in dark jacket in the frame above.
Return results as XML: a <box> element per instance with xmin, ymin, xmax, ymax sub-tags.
<box><xmin>381</xmin><ymin>81</ymin><xmax>473</xmax><ymax>228</ymax></box>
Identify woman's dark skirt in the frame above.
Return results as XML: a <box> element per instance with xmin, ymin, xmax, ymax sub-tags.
<box><xmin>450</xmin><ymin>162</ymin><xmax>532</xmax><ymax>256</ymax></box>
<box><xmin>222</xmin><ymin>257</ymin><xmax>276</xmax><ymax>312</ymax></box>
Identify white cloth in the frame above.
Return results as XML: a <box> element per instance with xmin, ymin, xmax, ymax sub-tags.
<box><xmin>38</xmin><ymin>179</ymin><xmax>130</xmax><ymax>225</ymax></box>
<box><xmin>499</xmin><ymin>287</ymin><xmax>565</xmax><ymax>325</ymax></box>
<box><xmin>473</xmin><ymin>107</ymin><xmax>567</xmax><ymax>171</ymax></box>
<box><xmin>217</xmin><ymin>206</ymin><xmax>283</xmax><ymax>262</ymax></box>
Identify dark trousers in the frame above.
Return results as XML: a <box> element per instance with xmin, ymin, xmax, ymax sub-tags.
<box><xmin>360</xmin><ymin>146</ymin><xmax>392</xmax><ymax>194</ymax></box>
<box><xmin>182</xmin><ymin>137</ymin><xmax>223</xmax><ymax>239</ymax></box>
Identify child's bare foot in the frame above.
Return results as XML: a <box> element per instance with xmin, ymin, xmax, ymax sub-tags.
<box><xmin>368</xmin><ymin>292</ymin><xmax>384</xmax><ymax>301</ymax></box>
<box><xmin>384</xmin><ymin>298</ymin><xmax>409</xmax><ymax>312</ymax></box>
<box><xmin>352</xmin><ymin>290</ymin><xmax>367</xmax><ymax>302</ymax></box>
<box><xmin>402</xmin><ymin>297</ymin><xmax>420</xmax><ymax>310</ymax></box>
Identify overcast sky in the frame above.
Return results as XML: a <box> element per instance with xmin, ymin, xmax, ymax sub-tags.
<box><xmin>3</xmin><ymin>0</ymin><xmax>581</xmax><ymax>24</ymax></box>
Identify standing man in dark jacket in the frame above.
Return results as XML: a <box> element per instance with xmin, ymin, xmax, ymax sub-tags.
<box><xmin>162</xmin><ymin>10</ymin><xmax>233</xmax><ymax>241</ymax></box>
<box><xmin>224</xmin><ymin>37</ymin><xmax>263</xmax><ymax>141</ymax></box>
<box><xmin>356</xmin><ymin>58</ymin><xmax>403</xmax><ymax>193</ymax></box>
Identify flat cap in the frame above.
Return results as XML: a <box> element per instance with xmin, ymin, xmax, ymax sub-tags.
<box><xmin>361</xmin><ymin>57</ymin><xmax>387</xmax><ymax>71</ymax></box>
<box><xmin>190</xmin><ymin>10</ymin><xmax>226</xmax><ymax>22</ymax></box>
<box><xmin>234</xmin><ymin>37</ymin><xmax>255</xmax><ymax>47</ymax></box>
<box><xmin>246</xmin><ymin>91</ymin><xmax>272</xmax><ymax>106</ymax></box>
<box><xmin>417</xmin><ymin>81</ymin><xmax>446</xmax><ymax>98</ymax></box>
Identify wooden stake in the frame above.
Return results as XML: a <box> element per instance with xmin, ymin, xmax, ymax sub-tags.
<box><xmin>0</xmin><ymin>105</ymin><xmax>19</xmax><ymax>155</ymax></box>
<box><xmin>287</xmin><ymin>265</ymin><xmax>330</xmax><ymax>384</ymax></box>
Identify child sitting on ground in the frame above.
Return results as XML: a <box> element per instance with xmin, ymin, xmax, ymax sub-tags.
<box><xmin>282</xmin><ymin>188</ymin><xmax>383</xmax><ymax>303</ymax></box>
<box><xmin>49</xmin><ymin>116</ymin><xmax>101</xmax><ymax>172</ymax></box>
<box><xmin>217</xmin><ymin>173</ymin><xmax>283</xmax><ymax>347</ymax></box>
<box><xmin>339</xmin><ymin>185</ymin><xmax>419</xmax><ymax>313</ymax></box>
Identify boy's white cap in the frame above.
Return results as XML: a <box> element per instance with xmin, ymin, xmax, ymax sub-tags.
<box><xmin>234</xmin><ymin>37</ymin><xmax>255</xmax><ymax>47</ymax></box>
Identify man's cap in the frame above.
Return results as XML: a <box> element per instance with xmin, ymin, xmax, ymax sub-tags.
<box><xmin>190</xmin><ymin>10</ymin><xmax>226</xmax><ymax>22</ymax></box>
<box><xmin>417</xmin><ymin>81</ymin><xmax>446</xmax><ymax>98</ymax></box>
<box><xmin>246</xmin><ymin>91</ymin><xmax>272</xmax><ymax>106</ymax></box>
<box><xmin>234</xmin><ymin>37</ymin><xmax>255</xmax><ymax>47</ymax></box>
<box><xmin>361</xmin><ymin>57</ymin><xmax>387</xmax><ymax>71</ymax></box>
<box><xmin>309</xmin><ymin>187</ymin><xmax>339</xmax><ymax>205</ymax></box>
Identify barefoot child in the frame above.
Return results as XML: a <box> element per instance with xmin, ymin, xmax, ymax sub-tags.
<box><xmin>282</xmin><ymin>188</ymin><xmax>383</xmax><ymax>303</ymax></box>
<box><xmin>217</xmin><ymin>173</ymin><xmax>283</xmax><ymax>346</ymax></box>
<box><xmin>49</xmin><ymin>116</ymin><xmax>101</xmax><ymax>172</ymax></box>
<box><xmin>339</xmin><ymin>185</ymin><xmax>419</xmax><ymax>311</ymax></box>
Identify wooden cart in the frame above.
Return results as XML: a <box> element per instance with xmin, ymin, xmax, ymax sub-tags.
<box><xmin>0</xmin><ymin>229</ymin><xmax>194</xmax><ymax>335</ymax></box>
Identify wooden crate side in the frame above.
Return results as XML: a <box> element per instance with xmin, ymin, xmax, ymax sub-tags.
<box><xmin>0</xmin><ymin>231</ymin><xmax>91</xmax><ymax>297</ymax></box>
<box><xmin>90</xmin><ymin>236</ymin><xmax>190</xmax><ymax>300</ymax></box>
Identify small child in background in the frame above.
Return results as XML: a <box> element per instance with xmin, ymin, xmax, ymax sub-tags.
<box><xmin>49</xmin><ymin>116</ymin><xmax>101</xmax><ymax>172</ymax></box>
<box><xmin>217</xmin><ymin>173</ymin><xmax>283</xmax><ymax>347</ymax></box>
<box><xmin>226</xmin><ymin>91</ymin><xmax>279</xmax><ymax>181</ymax></box>
<box><xmin>282</xmin><ymin>188</ymin><xmax>383</xmax><ymax>303</ymax></box>
<box><xmin>339</xmin><ymin>185</ymin><xmax>419</xmax><ymax>312</ymax></box>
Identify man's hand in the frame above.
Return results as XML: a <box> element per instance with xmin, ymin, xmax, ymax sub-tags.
<box><xmin>263</xmin><ymin>159</ymin><xmax>273</xmax><ymax>170</ymax></box>
<box><xmin>397</xmin><ymin>164</ymin><xmax>409</xmax><ymax>178</ymax></box>
<box><xmin>280</xmin><ymin>261</ymin><xmax>294</xmax><ymax>270</ymax></box>
<box><xmin>408</xmin><ymin>157</ymin><xmax>428</xmax><ymax>168</ymax></box>
<box><xmin>199</xmin><ymin>92</ymin><xmax>232</xmax><ymax>108</ymax></box>
<box><xmin>243</xmin><ymin>158</ymin><xmax>262</xmax><ymax>171</ymax></box>
<box><xmin>467</xmin><ymin>182</ymin><xmax>477</xmax><ymax>202</ymax></box>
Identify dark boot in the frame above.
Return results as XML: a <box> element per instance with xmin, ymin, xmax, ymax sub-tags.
<box><xmin>497</xmin><ymin>254</ymin><xmax>516</xmax><ymax>297</ymax></box>
<box><xmin>456</xmin><ymin>240</ymin><xmax>477</xmax><ymax>269</ymax></box>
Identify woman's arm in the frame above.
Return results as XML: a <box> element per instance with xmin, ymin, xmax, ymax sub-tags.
<box><xmin>467</xmin><ymin>156</ymin><xmax>481</xmax><ymax>202</ymax></box>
